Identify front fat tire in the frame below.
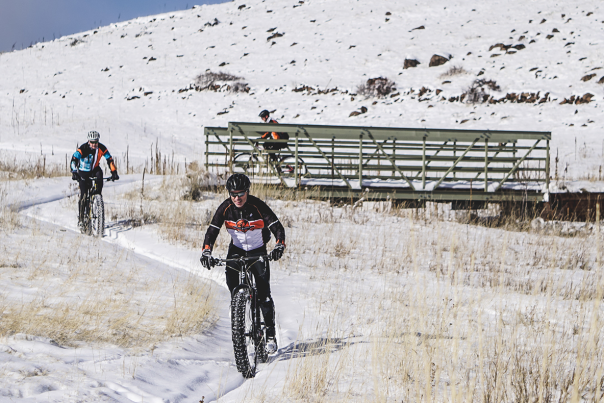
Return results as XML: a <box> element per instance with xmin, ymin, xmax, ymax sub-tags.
<box><xmin>231</xmin><ymin>290</ymin><xmax>257</xmax><ymax>378</ymax></box>
<box><xmin>91</xmin><ymin>194</ymin><xmax>105</xmax><ymax>238</ymax></box>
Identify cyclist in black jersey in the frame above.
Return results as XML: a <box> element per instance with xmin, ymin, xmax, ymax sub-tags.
<box><xmin>200</xmin><ymin>173</ymin><xmax>285</xmax><ymax>353</ymax></box>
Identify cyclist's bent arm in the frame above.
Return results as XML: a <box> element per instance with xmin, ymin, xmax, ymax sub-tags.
<box><xmin>256</xmin><ymin>198</ymin><xmax>286</xmax><ymax>245</ymax></box>
<box><xmin>202</xmin><ymin>199</ymin><xmax>229</xmax><ymax>251</ymax></box>
<box><xmin>99</xmin><ymin>144</ymin><xmax>118</xmax><ymax>172</ymax></box>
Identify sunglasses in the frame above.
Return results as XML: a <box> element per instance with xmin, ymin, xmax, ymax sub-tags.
<box><xmin>89</xmin><ymin>141</ymin><xmax>99</xmax><ymax>144</ymax></box>
<box><xmin>230</xmin><ymin>190</ymin><xmax>247</xmax><ymax>198</ymax></box>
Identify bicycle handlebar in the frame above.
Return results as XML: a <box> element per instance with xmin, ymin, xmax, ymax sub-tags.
<box><xmin>81</xmin><ymin>175</ymin><xmax>117</xmax><ymax>182</ymax></box>
<box><xmin>211</xmin><ymin>255</ymin><xmax>272</xmax><ymax>268</ymax></box>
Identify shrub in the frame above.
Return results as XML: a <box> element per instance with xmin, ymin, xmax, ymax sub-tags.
<box><xmin>439</xmin><ymin>65</ymin><xmax>469</xmax><ymax>78</ymax></box>
<box><xmin>463</xmin><ymin>79</ymin><xmax>501</xmax><ymax>104</ymax></box>
<box><xmin>356</xmin><ymin>77</ymin><xmax>396</xmax><ymax>98</ymax></box>
<box><xmin>194</xmin><ymin>70</ymin><xmax>249</xmax><ymax>93</ymax></box>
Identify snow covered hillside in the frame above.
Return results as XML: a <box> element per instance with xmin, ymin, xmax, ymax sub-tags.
<box><xmin>1</xmin><ymin>0</ymin><xmax>603</xmax><ymax>178</ymax></box>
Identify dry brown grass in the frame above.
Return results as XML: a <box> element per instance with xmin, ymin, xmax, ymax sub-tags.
<box><xmin>231</xmin><ymin>199</ymin><xmax>604</xmax><ymax>402</ymax></box>
<box><xmin>0</xmin><ymin>153</ymin><xmax>67</xmax><ymax>180</ymax></box>
<box><xmin>0</xmin><ymin>183</ymin><xmax>21</xmax><ymax>231</ymax></box>
<box><xmin>82</xmin><ymin>171</ymin><xmax>603</xmax><ymax>401</ymax></box>
<box><xmin>0</xmin><ymin>223</ymin><xmax>217</xmax><ymax>348</ymax></box>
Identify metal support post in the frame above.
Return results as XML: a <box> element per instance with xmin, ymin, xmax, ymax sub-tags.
<box><xmin>484</xmin><ymin>140</ymin><xmax>488</xmax><ymax>192</ymax></box>
<box><xmin>392</xmin><ymin>138</ymin><xmax>396</xmax><ymax>177</ymax></box>
<box><xmin>332</xmin><ymin>136</ymin><xmax>335</xmax><ymax>185</ymax></box>
<box><xmin>422</xmin><ymin>137</ymin><xmax>426</xmax><ymax>190</ymax></box>
<box><xmin>295</xmin><ymin>133</ymin><xmax>299</xmax><ymax>187</ymax></box>
<box><xmin>228</xmin><ymin>126</ymin><xmax>233</xmax><ymax>173</ymax></box>
<box><xmin>204</xmin><ymin>131</ymin><xmax>209</xmax><ymax>171</ymax></box>
<box><xmin>453</xmin><ymin>141</ymin><xmax>457</xmax><ymax>179</ymax></box>
<box><xmin>546</xmin><ymin>139</ymin><xmax>550</xmax><ymax>193</ymax></box>
<box><xmin>359</xmin><ymin>134</ymin><xmax>363</xmax><ymax>188</ymax></box>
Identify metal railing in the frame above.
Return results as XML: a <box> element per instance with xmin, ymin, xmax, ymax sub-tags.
<box><xmin>205</xmin><ymin>123</ymin><xmax>551</xmax><ymax>202</ymax></box>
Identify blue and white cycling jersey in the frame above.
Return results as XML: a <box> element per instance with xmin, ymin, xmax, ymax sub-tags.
<box><xmin>70</xmin><ymin>142</ymin><xmax>115</xmax><ymax>172</ymax></box>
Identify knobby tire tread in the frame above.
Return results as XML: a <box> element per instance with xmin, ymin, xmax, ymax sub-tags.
<box><xmin>91</xmin><ymin>194</ymin><xmax>105</xmax><ymax>238</ymax></box>
<box><xmin>257</xmin><ymin>331</ymin><xmax>268</xmax><ymax>364</ymax></box>
<box><xmin>81</xmin><ymin>196</ymin><xmax>91</xmax><ymax>235</ymax></box>
<box><xmin>231</xmin><ymin>291</ymin><xmax>256</xmax><ymax>378</ymax></box>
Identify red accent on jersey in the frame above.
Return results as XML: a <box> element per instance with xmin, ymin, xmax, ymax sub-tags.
<box><xmin>225</xmin><ymin>219</ymin><xmax>265</xmax><ymax>233</ymax></box>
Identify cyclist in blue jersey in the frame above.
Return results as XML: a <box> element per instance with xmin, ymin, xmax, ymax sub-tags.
<box><xmin>70</xmin><ymin>131</ymin><xmax>119</xmax><ymax>228</ymax></box>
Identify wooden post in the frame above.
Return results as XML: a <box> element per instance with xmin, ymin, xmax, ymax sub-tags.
<box><xmin>359</xmin><ymin>133</ymin><xmax>363</xmax><ymax>189</ymax></box>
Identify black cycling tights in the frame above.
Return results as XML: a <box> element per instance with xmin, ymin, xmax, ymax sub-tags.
<box><xmin>76</xmin><ymin>167</ymin><xmax>103</xmax><ymax>221</ymax></box>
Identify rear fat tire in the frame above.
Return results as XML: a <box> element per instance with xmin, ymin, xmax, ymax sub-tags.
<box><xmin>91</xmin><ymin>194</ymin><xmax>105</xmax><ymax>238</ymax></box>
<box><xmin>233</xmin><ymin>153</ymin><xmax>261</xmax><ymax>176</ymax></box>
<box><xmin>231</xmin><ymin>290</ymin><xmax>258</xmax><ymax>378</ymax></box>
<box><xmin>81</xmin><ymin>198</ymin><xmax>91</xmax><ymax>235</ymax></box>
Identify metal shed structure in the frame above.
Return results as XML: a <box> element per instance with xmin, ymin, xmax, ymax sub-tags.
<box><xmin>205</xmin><ymin>122</ymin><xmax>551</xmax><ymax>203</ymax></box>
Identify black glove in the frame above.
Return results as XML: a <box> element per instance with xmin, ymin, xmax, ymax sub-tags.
<box><xmin>270</xmin><ymin>243</ymin><xmax>285</xmax><ymax>261</ymax></box>
<box><xmin>71</xmin><ymin>171</ymin><xmax>79</xmax><ymax>181</ymax></box>
<box><xmin>200</xmin><ymin>249</ymin><xmax>213</xmax><ymax>270</ymax></box>
<box><xmin>111</xmin><ymin>171</ymin><xmax>119</xmax><ymax>181</ymax></box>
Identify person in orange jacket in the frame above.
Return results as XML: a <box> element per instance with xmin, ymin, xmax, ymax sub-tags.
<box><xmin>258</xmin><ymin>110</ymin><xmax>288</xmax><ymax>161</ymax></box>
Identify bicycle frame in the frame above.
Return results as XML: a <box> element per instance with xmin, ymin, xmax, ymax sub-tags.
<box><xmin>77</xmin><ymin>174</ymin><xmax>114</xmax><ymax>236</ymax></box>
<box><xmin>213</xmin><ymin>255</ymin><xmax>270</xmax><ymax>297</ymax></box>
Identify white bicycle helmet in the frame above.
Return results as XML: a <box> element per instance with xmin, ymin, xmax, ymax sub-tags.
<box><xmin>87</xmin><ymin>130</ymin><xmax>100</xmax><ymax>142</ymax></box>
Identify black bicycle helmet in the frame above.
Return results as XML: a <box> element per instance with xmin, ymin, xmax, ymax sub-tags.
<box><xmin>226</xmin><ymin>173</ymin><xmax>251</xmax><ymax>192</ymax></box>
<box><xmin>259</xmin><ymin>109</ymin><xmax>270</xmax><ymax>119</ymax></box>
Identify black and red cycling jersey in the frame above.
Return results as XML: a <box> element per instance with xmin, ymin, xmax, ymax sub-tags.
<box><xmin>203</xmin><ymin>195</ymin><xmax>285</xmax><ymax>253</ymax></box>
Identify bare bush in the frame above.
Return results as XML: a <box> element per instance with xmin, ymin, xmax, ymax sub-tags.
<box><xmin>356</xmin><ymin>77</ymin><xmax>396</xmax><ymax>98</ymax></box>
<box><xmin>439</xmin><ymin>65</ymin><xmax>469</xmax><ymax>78</ymax></box>
<box><xmin>463</xmin><ymin>78</ymin><xmax>501</xmax><ymax>104</ymax></box>
<box><xmin>194</xmin><ymin>70</ymin><xmax>250</xmax><ymax>93</ymax></box>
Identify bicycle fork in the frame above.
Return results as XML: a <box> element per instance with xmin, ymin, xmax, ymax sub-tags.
<box><xmin>239</xmin><ymin>270</ymin><xmax>264</xmax><ymax>342</ymax></box>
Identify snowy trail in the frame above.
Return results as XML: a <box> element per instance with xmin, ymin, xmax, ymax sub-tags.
<box><xmin>9</xmin><ymin>177</ymin><xmax>245</xmax><ymax>401</ymax></box>
<box><xmin>13</xmin><ymin>175</ymin><xmax>314</xmax><ymax>402</ymax></box>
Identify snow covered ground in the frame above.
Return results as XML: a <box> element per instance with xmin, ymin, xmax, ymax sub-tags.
<box><xmin>1</xmin><ymin>0</ymin><xmax>604</xmax><ymax>401</ymax></box>
<box><xmin>1</xmin><ymin>174</ymin><xmax>602</xmax><ymax>402</ymax></box>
